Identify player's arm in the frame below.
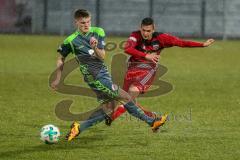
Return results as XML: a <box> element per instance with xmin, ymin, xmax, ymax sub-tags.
<box><xmin>159</xmin><ymin>33</ymin><xmax>214</xmax><ymax>48</ymax></box>
<box><xmin>124</xmin><ymin>34</ymin><xmax>159</xmax><ymax>64</ymax></box>
<box><xmin>124</xmin><ymin>35</ymin><xmax>147</xmax><ymax>58</ymax></box>
<box><xmin>90</xmin><ymin>29</ymin><xmax>106</xmax><ymax>60</ymax></box>
<box><xmin>202</xmin><ymin>39</ymin><xmax>215</xmax><ymax>47</ymax></box>
<box><xmin>51</xmin><ymin>55</ymin><xmax>65</xmax><ymax>90</ymax></box>
<box><xmin>90</xmin><ymin>37</ymin><xmax>105</xmax><ymax>60</ymax></box>
<box><xmin>51</xmin><ymin>43</ymin><xmax>72</xmax><ymax>90</ymax></box>
<box><xmin>94</xmin><ymin>47</ymin><xmax>105</xmax><ymax>60</ymax></box>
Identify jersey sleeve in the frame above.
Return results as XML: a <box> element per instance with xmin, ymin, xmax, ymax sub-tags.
<box><xmin>124</xmin><ymin>32</ymin><xmax>147</xmax><ymax>58</ymax></box>
<box><xmin>95</xmin><ymin>28</ymin><xmax>105</xmax><ymax>49</ymax></box>
<box><xmin>158</xmin><ymin>33</ymin><xmax>204</xmax><ymax>48</ymax></box>
<box><xmin>97</xmin><ymin>36</ymin><xmax>105</xmax><ymax>49</ymax></box>
<box><xmin>57</xmin><ymin>41</ymin><xmax>72</xmax><ymax>58</ymax></box>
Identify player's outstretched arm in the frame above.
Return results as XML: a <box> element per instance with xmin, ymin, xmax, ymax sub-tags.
<box><xmin>51</xmin><ymin>55</ymin><xmax>65</xmax><ymax>90</ymax></box>
<box><xmin>203</xmin><ymin>39</ymin><xmax>215</xmax><ymax>47</ymax></box>
<box><xmin>159</xmin><ymin>33</ymin><xmax>215</xmax><ymax>48</ymax></box>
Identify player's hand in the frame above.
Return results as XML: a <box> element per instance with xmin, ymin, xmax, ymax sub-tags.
<box><xmin>90</xmin><ymin>37</ymin><xmax>98</xmax><ymax>48</ymax></box>
<box><xmin>203</xmin><ymin>39</ymin><xmax>215</xmax><ymax>47</ymax></box>
<box><xmin>51</xmin><ymin>79</ymin><xmax>60</xmax><ymax>91</ymax></box>
<box><xmin>145</xmin><ymin>54</ymin><xmax>160</xmax><ymax>64</ymax></box>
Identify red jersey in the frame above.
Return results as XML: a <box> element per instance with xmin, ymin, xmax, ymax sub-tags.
<box><xmin>124</xmin><ymin>31</ymin><xmax>204</xmax><ymax>66</ymax></box>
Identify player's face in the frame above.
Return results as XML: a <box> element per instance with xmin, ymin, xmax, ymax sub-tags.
<box><xmin>140</xmin><ymin>25</ymin><xmax>154</xmax><ymax>40</ymax></box>
<box><xmin>75</xmin><ymin>17</ymin><xmax>91</xmax><ymax>33</ymax></box>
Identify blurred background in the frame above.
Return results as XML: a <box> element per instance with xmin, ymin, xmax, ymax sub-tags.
<box><xmin>1</xmin><ymin>1</ymin><xmax>240</xmax><ymax>159</ymax></box>
<box><xmin>1</xmin><ymin>0</ymin><xmax>240</xmax><ymax>38</ymax></box>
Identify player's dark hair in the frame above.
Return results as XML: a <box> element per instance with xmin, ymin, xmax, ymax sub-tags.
<box><xmin>141</xmin><ymin>17</ymin><xmax>154</xmax><ymax>26</ymax></box>
<box><xmin>74</xmin><ymin>9</ymin><xmax>91</xmax><ymax>19</ymax></box>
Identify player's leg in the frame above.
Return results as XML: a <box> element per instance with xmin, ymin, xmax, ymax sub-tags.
<box><xmin>66</xmin><ymin>70</ymin><xmax>119</xmax><ymax>141</ymax></box>
<box><xmin>110</xmin><ymin>80</ymin><xmax>157</xmax><ymax>121</ymax></box>
<box><xmin>127</xmin><ymin>84</ymin><xmax>157</xmax><ymax>118</ymax></box>
<box><xmin>66</xmin><ymin>86</ymin><xmax>166</xmax><ymax>141</ymax></box>
<box><xmin>70</xmin><ymin>85</ymin><xmax>166</xmax><ymax>136</ymax></box>
<box><xmin>66</xmin><ymin>101</ymin><xmax>113</xmax><ymax>141</ymax></box>
<box><xmin>80</xmin><ymin>100</ymin><xmax>117</xmax><ymax>130</ymax></box>
<box><xmin>128</xmin><ymin>84</ymin><xmax>140</xmax><ymax>99</ymax></box>
<box><xmin>82</xmin><ymin>81</ymin><xmax>162</xmax><ymax>129</ymax></box>
<box><xmin>107</xmin><ymin>73</ymin><xmax>132</xmax><ymax>122</ymax></box>
<box><xmin>79</xmin><ymin>102</ymin><xmax>112</xmax><ymax>132</ymax></box>
<box><xmin>127</xmin><ymin>67</ymin><xmax>159</xmax><ymax>118</ymax></box>
<box><xmin>111</xmin><ymin>84</ymin><xmax>144</xmax><ymax>121</ymax></box>
<box><xmin>110</xmin><ymin>67</ymin><xmax>143</xmax><ymax>121</ymax></box>
<box><xmin>116</xmin><ymin>86</ymin><xmax>167</xmax><ymax>129</ymax></box>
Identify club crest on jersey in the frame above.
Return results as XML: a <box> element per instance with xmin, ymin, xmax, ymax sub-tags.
<box><xmin>153</xmin><ymin>44</ymin><xmax>159</xmax><ymax>50</ymax></box>
<box><xmin>142</xmin><ymin>45</ymin><xmax>146</xmax><ymax>50</ymax></box>
<box><xmin>111</xmin><ymin>84</ymin><xmax>118</xmax><ymax>91</ymax></box>
<box><xmin>88</xmin><ymin>49</ymin><xmax>95</xmax><ymax>55</ymax></box>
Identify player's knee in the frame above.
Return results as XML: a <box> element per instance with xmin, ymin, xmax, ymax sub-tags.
<box><xmin>125</xmin><ymin>94</ymin><xmax>133</xmax><ymax>102</ymax></box>
<box><xmin>129</xmin><ymin>85</ymin><xmax>139</xmax><ymax>92</ymax></box>
<box><xmin>128</xmin><ymin>85</ymin><xmax>140</xmax><ymax>98</ymax></box>
<box><xmin>121</xmin><ymin>91</ymin><xmax>133</xmax><ymax>102</ymax></box>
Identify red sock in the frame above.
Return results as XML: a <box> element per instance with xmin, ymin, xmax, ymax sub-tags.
<box><xmin>137</xmin><ymin>104</ymin><xmax>156</xmax><ymax>119</ymax></box>
<box><xmin>111</xmin><ymin>104</ymin><xmax>156</xmax><ymax>120</ymax></box>
<box><xmin>111</xmin><ymin>105</ymin><xmax>126</xmax><ymax>120</ymax></box>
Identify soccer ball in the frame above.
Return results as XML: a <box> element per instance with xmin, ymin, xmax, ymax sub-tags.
<box><xmin>40</xmin><ymin>124</ymin><xmax>60</xmax><ymax>144</ymax></box>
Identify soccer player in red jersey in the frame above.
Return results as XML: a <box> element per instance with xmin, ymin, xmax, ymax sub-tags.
<box><xmin>107</xmin><ymin>17</ymin><xmax>215</xmax><ymax>124</ymax></box>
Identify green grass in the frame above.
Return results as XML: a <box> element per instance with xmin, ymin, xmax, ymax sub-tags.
<box><xmin>0</xmin><ymin>34</ymin><xmax>240</xmax><ymax>160</ymax></box>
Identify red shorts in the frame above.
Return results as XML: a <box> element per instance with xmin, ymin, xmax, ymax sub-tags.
<box><xmin>123</xmin><ymin>65</ymin><xmax>157</xmax><ymax>93</ymax></box>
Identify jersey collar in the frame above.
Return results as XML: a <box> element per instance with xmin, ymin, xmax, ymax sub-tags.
<box><xmin>77</xmin><ymin>27</ymin><xmax>92</xmax><ymax>37</ymax></box>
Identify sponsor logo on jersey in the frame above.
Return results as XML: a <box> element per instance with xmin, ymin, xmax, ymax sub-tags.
<box><xmin>77</xmin><ymin>45</ymin><xmax>84</xmax><ymax>50</ymax></box>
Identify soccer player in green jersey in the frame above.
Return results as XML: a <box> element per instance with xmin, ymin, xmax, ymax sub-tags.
<box><xmin>51</xmin><ymin>9</ymin><xmax>167</xmax><ymax>141</ymax></box>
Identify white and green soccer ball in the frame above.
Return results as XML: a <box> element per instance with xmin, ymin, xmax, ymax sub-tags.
<box><xmin>40</xmin><ymin>124</ymin><xmax>60</xmax><ymax>144</ymax></box>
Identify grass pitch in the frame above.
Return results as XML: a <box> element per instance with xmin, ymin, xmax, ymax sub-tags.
<box><xmin>0</xmin><ymin>34</ymin><xmax>240</xmax><ymax>160</ymax></box>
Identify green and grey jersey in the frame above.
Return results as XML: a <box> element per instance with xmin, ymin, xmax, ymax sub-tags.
<box><xmin>57</xmin><ymin>27</ymin><xmax>106</xmax><ymax>78</ymax></box>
